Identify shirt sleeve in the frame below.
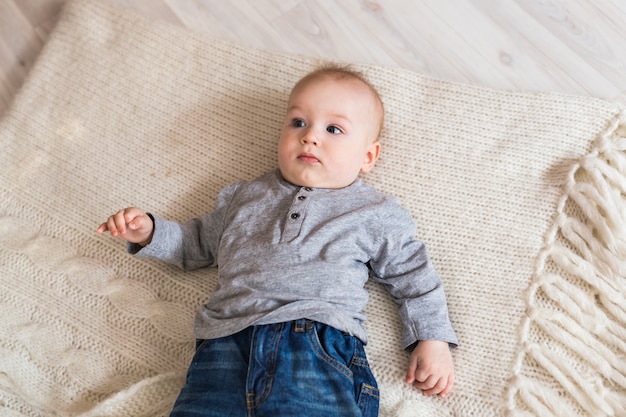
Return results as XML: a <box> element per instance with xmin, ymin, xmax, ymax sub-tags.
<box><xmin>368</xmin><ymin>203</ymin><xmax>458</xmax><ymax>350</ymax></box>
<box><xmin>127</xmin><ymin>182</ymin><xmax>241</xmax><ymax>270</ymax></box>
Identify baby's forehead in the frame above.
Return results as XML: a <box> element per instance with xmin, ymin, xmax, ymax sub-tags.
<box><xmin>292</xmin><ymin>75</ymin><xmax>380</xmax><ymax>108</ymax></box>
<box><xmin>293</xmin><ymin>73</ymin><xmax>368</xmax><ymax>93</ymax></box>
<box><xmin>289</xmin><ymin>73</ymin><xmax>384</xmax><ymax>134</ymax></box>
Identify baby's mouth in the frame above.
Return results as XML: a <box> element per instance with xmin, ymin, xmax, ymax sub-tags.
<box><xmin>298</xmin><ymin>153</ymin><xmax>320</xmax><ymax>164</ymax></box>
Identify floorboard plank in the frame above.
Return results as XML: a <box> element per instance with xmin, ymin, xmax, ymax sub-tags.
<box><xmin>1</xmin><ymin>0</ymin><xmax>625</xmax><ymax>116</ymax></box>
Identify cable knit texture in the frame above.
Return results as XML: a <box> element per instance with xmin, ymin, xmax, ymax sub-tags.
<box><xmin>0</xmin><ymin>0</ymin><xmax>624</xmax><ymax>415</ymax></box>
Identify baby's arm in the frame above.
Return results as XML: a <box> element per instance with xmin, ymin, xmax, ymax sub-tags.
<box><xmin>96</xmin><ymin>207</ymin><xmax>154</xmax><ymax>247</ymax></box>
<box><xmin>405</xmin><ymin>340</ymin><xmax>455</xmax><ymax>397</ymax></box>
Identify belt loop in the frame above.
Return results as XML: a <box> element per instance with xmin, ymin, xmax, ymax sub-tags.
<box><xmin>294</xmin><ymin>319</ymin><xmax>306</xmax><ymax>332</ymax></box>
<box><xmin>293</xmin><ymin>319</ymin><xmax>316</xmax><ymax>332</ymax></box>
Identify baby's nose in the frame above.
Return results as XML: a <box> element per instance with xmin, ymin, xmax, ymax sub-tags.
<box><xmin>301</xmin><ymin>129</ymin><xmax>318</xmax><ymax>145</ymax></box>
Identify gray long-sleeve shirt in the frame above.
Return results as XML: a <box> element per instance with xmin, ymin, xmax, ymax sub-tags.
<box><xmin>132</xmin><ymin>169</ymin><xmax>457</xmax><ymax>349</ymax></box>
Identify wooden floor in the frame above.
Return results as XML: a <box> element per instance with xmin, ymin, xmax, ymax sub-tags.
<box><xmin>2</xmin><ymin>0</ymin><xmax>626</xmax><ymax>117</ymax></box>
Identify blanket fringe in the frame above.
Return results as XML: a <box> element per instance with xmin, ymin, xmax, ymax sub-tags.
<box><xmin>506</xmin><ymin>110</ymin><xmax>626</xmax><ymax>417</ymax></box>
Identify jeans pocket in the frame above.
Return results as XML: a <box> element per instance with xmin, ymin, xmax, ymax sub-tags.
<box><xmin>357</xmin><ymin>383</ymin><xmax>380</xmax><ymax>417</ymax></box>
<box><xmin>350</xmin><ymin>342</ymin><xmax>380</xmax><ymax>416</ymax></box>
<box><xmin>307</xmin><ymin>322</ymin><xmax>354</xmax><ymax>380</ymax></box>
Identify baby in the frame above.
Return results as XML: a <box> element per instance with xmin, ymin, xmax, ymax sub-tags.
<box><xmin>98</xmin><ymin>65</ymin><xmax>457</xmax><ymax>417</ymax></box>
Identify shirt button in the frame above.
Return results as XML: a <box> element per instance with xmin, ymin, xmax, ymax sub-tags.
<box><xmin>298</xmin><ymin>196</ymin><xmax>307</xmax><ymax>200</ymax></box>
<box><xmin>304</xmin><ymin>187</ymin><xmax>313</xmax><ymax>192</ymax></box>
<box><xmin>291</xmin><ymin>212</ymin><xmax>300</xmax><ymax>220</ymax></box>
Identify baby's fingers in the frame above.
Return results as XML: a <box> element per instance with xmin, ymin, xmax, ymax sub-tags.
<box><xmin>97</xmin><ymin>209</ymin><xmax>132</xmax><ymax>237</ymax></box>
<box><xmin>127</xmin><ymin>212</ymin><xmax>151</xmax><ymax>233</ymax></box>
<box><xmin>96</xmin><ymin>222</ymin><xmax>109</xmax><ymax>234</ymax></box>
<box><xmin>96</xmin><ymin>207</ymin><xmax>151</xmax><ymax>244</ymax></box>
<box><xmin>109</xmin><ymin>210</ymin><xmax>129</xmax><ymax>236</ymax></box>
<box><xmin>438</xmin><ymin>377</ymin><xmax>454</xmax><ymax>398</ymax></box>
<box><xmin>420</xmin><ymin>375</ymin><xmax>451</xmax><ymax>397</ymax></box>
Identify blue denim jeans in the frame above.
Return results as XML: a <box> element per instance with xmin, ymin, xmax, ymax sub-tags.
<box><xmin>169</xmin><ymin>319</ymin><xmax>379</xmax><ymax>416</ymax></box>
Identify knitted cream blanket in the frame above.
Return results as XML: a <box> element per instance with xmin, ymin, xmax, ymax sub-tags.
<box><xmin>1</xmin><ymin>0</ymin><xmax>625</xmax><ymax>416</ymax></box>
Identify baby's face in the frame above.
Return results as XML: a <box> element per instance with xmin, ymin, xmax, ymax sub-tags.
<box><xmin>277</xmin><ymin>76</ymin><xmax>381</xmax><ymax>189</ymax></box>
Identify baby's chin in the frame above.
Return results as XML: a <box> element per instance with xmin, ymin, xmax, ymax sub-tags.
<box><xmin>287</xmin><ymin>178</ymin><xmax>358</xmax><ymax>190</ymax></box>
<box><xmin>279</xmin><ymin>169</ymin><xmax>358</xmax><ymax>189</ymax></box>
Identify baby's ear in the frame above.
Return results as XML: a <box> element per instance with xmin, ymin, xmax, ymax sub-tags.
<box><xmin>361</xmin><ymin>141</ymin><xmax>381</xmax><ymax>173</ymax></box>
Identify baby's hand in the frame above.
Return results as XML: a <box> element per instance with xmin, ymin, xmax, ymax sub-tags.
<box><xmin>405</xmin><ymin>340</ymin><xmax>455</xmax><ymax>398</ymax></box>
<box><xmin>96</xmin><ymin>207</ymin><xmax>154</xmax><ymax>246</ymax></box>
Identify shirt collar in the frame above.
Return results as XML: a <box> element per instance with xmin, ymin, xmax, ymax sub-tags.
<box><xmin>274</xmin><ymin>168</ymin><xmax>362</xmax><ymax>193</ymax></box>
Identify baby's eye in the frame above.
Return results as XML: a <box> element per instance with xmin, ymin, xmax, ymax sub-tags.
<box><xmin>292</xmin><ymin>119</ymin><xmax>306</xmax><ymax>128</ymax></box>
<box><xmin>327</xmin><ymin>125</ymin><xmax>343</xmax><ymax>135</ymax></box>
